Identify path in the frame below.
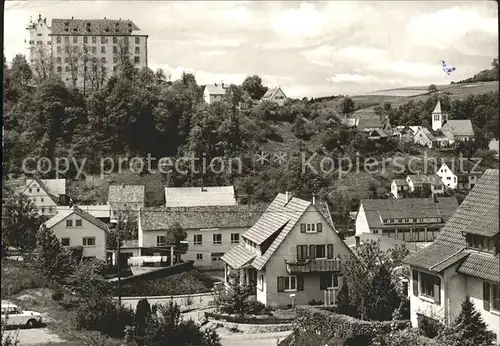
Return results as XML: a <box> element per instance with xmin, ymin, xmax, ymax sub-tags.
<box><xmin>3</xmin><ymin>327</ymin><xmax>65</xmax><ymax>345</ymax></box>
<box><xmin>220</xmin><ymin>331</ymin><xmax>292</xmax><ymax>346</ymax></box>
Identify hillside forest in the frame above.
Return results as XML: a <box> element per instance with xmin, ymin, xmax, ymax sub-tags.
<box><xmin>3</xmin><ymin>54</ymin><xmax>499</xmax><ymax>227</ymax></box>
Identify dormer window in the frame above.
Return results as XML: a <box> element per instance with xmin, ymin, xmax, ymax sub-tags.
<box><xmin>466</xmin><ymin>234</ymin><xmax>497</xmax><ymax>254</ymax></box>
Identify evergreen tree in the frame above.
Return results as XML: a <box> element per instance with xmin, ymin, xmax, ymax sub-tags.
<box><xmin>365</xmin><ymin>265</ymin><xmax>401</xmax><ymax>321</ymax></box>
<box><xmin>35</xmin><ymin>225</ymin><xmax>73</xmax><ymax>281</ymax></box>
<box><xmin>336</xmin><ymin>280</ymin><xmax>352</xmax><ymax>316</ymax></box>
<box><xmin>135</xmin><ymin>298</ymin><xmax>151</xmax><ymax>346</ymax></box>
<box><xmin>438</xmin><ymin>295</ymin><xmax>495</xmax><ymax>346</ymax></box>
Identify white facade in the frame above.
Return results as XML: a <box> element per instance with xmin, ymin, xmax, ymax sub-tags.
<box><xmin>436</xmin><ymin>163</ymin><xmax>458</xmax><ymax>189</ymax></box>
<box><xmin>409</xmin><ymin>265</ymin><xmax>500</xmax><ymax>344</ymax></box>
<box><xmin>48</xmin><ymin>211</ymin><xmax>108</xmax><ymax>260</ymax></box>
<box><xmin>354</xmin><ymin>203</ymin><xmax>370</xmax><ymax>235</ymax></box>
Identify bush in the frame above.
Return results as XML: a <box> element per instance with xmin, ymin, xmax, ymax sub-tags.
<box><xmin>417</xmin><ymin>314</ymin><xmax>443</xmax><ymax>339</ymax></box>
<box><xmin>292</xmin><ymin>306</ymin><xmax>409</xmax><ymax>344</ymax></box>
<box><xmin>308</xmin><ymin>299</ymin><xmax>324</xmax><ymax>306</ymax></box>
<box><xmin>51</xmin><ymin>290</ymin><xmax>64</xmax><ymax>301</ymax></box>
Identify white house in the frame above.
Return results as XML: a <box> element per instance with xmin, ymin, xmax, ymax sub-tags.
<box><xmin>222</xmin><ymin>192</ymin><xmax>354</xmax><ymax>308</ymax></box>
<box><xmin>404</xmin><ymin>169</ymin><xmax>499</xmax><ymax>344</ymax></box>
<box><xmin>138</xmin><ymin>205</ymin><xmax>264</xmax><ymax>270</ymax></box>
<box><xmin>107</xmin><ymin>184</ymin><xmax>145</xmax><ymax>222</ymax></box>
<box><xmin>44</xmin><ymin>205</ymin><xmax>109</xmax><ymax>261</ymax></box>
<box><xmin>355</xmin><ymin>197</ymin><xmax>458</xmax><ymax>242</ymax></box>
<box><xmin>435</xmin><ymin>163</ymin><xmax>458</xmax><ymax>189</ymax></box>
<box><xmin>406</xmin><ymin>174</ymin><xmax>444</xmax><ymax>196</ymax></box>
<box><xmin>436</xmin><ymin>162</ymin><xmax>483</xmax><ymax>190</ymax></box>
<box><xmin>391</xmin><ymin>179</ymin><xmax>410</xmax><ymax>199</ymax></box>
<box><xmin>16</xmin><ymin>178</ymin><xmax>67</xmax><ymax>217</ymax></box>
<box><xmin>203</xmin><ymin>83</ymin><xmax>228</xmax><ymax>104</ymax></box>
<box><xmin>165</xmin><ymin>186</ymin><xmax>237</xmax><ymax>208</ymax></box>
<box><xmin>260</xmin><ymin>87</ymin><xmax>288</xmax><ymax>106</ymax></box>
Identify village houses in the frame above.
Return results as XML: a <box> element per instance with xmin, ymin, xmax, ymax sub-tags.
<box><xmin>406</xmin><ymin>174</ymin><xmax>445</xmax><ymax>196</ymax></box>
<box><xmin>355</xmin><ymin>197</ymin><xmax>458</xmax><ymax>242</ymax></box>
<box><xmin>44</xmin><ymin>205</ymin><xmax>109</xmax><ymax>261</ymax></box>
<box><xmin>435</xmin><ymin>162</ymin><xmax>483</xmax><ymax>190</ymax></box>
<box><xmin>404</xmin><ymin>169</ymin><xmax>499</xmax><ymax>344</ymax></box>
<box><xmin>260</xmin><ymin>87</ymin><xmax>288</xmax><ymax>106</ymax></box>
<box><xmin>203</xmin><ymin>83</ymin><xmax>228</xmax><ymax>104</ymax></box>
<box><xmin>16</xmin><ymin>177</ymin><xmax>69</xmax><ymax>217</ymax></box>
<box><xmin>221</xmin><ymin>192</ymin><xmax>354</xmax><ymax>308</ymax></box>
<box><xmin>107</xmin><ymin>184</ymin><xmax>145</xmax><ymax>222</ymax></box>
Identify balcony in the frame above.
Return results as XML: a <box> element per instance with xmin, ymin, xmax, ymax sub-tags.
<box><xmin>285</xmin><ymin>258</ymin><xmax>342</xmax><ymax>274</ymax></box>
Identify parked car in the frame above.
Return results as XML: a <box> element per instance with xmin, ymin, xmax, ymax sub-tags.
<box><xmin>1</xmin><ymin>300</ymin><xmax>42</xmax><ymax>328</ymax></box>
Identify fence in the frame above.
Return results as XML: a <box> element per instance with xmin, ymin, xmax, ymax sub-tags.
<box><xmin>112</xmin><ymin>291</ymin><xmax>216</xmax><ymax>312</ymax></box>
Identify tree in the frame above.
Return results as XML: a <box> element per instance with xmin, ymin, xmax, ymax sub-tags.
<box><xmin>166</xmin><ymin>222</ymin><xmax>187</xmax><ymax>263</ymax></box>
<box><xmin>437</xmin><ymin>295</ymin><xmax>495</xmax><ymax>346</ymax></box>
<box><xmin>427</xmin><ymin>84</ymin><xmax>437</xmax><ymax>93</ymax></box>
<box><xmin>144</xmin><ymin>301</ymin><xmax>222</xmax><ymax>346</ymax></box>
<box><xmin>35</xmin><ymin>224</ymin><xmax>73</xmax><ymax>281</ymax></box>
<box><xmin>365</xmin><ymin>266</ymin><xmax>401</xmax><ymax>321</ymax></box>
<box><xmin>214</xmin><ymin>271</ymin><xmax>252</xmax><ymax>315</ymax></box>
<box><xmin>335</xmin><ymin>280</ymin><xmax>352</xmax><ymax>316</ymax></box>
<box><xmin>31</xmin><ymin>46</ymin><xmax>54</xmax><ymax>85</ymax></box>
<box><xmin>135</xmin><ymin>299</ymin><xmax>151</xmax><ymax>346</ymax></box>
<box><xmin>1</xmin><ymin>195</ymin><xmax>42</xmax><ymax>256</ymax></box>
<box><xmin>10</xmin><ymin>54</ymin><xmax>33</xmax><ymax>85</ymax></box>
<box><xmin>242</xmin><ymin>75</ymin><xmax>268</xmax><ymax>100</ymax></box>
<box><xmin>339</xmin><ymin>97</ymin><xmax>355</xmax><ymax>115</ymax></box>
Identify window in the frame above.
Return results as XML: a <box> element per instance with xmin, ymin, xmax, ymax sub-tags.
<box><xmin>213</xmin><ymin>234</ymin><xmax>222</xmax><ymax>245</ymax></box>
<box><xmin>277</xmin><ymin>276</ymin><xmax>302</xmax><ymax>292</ymax></box>
<box><xmin>231</xmin><ymin>233</ymin><xmax>240</xmax><ymax>244</ymax></box>
<box><xmin>113</xmin><ymin>56</ymin><xmax>118</xmax><ymax>63</ymax></box>
<box><xmin>193</xmin><ymin>234</ymin><xmax>202</xmax><ymax>246</ymax></box>
<box><xmin>135</xmin><ymin>46</ymin><xmax>140</xmax><ymax>54</ymax></box>
<box><xmin>156</xmin><ymin>236</ymin><xmax>166</xmax><ymax>247</ymax></box>
<box><xmin>420</xmin><ymin>272</ymin><xmax>440</xmax><ymax>303</ymax></box>
<box><xmin>64</xmin><ymin>37</ymin><xmax>69</xmax><ymax>44</ymax></box>
<box><xmin>296</xmin><ymin>245</ymin><xmax>308</xmax><ymax>260</ymax></box>
<box><xmin>84</xmin><ymin>36</ymin><xmax>88</xmax><ymax>43</ymax></box>
<box><xmin>82</xmin><ymin>237</ymin><xmax>96</xmax><ymax>246</ymax></box>
<box><xmin>113</xmin><ymin>37</ymin><xmax>118</xmax><ymax>44</ymax></box>
<box><xmin>40</xmin><ymin>197</ymin><xmax>44</xmax><ymax>202</ymax></box>
<box><xmin>100</xmin><ymin>46</ymin><xmax>106</xmax><ymax>54</ymax></box>
<box><xmin>57</xmin><ymin>66</ymin><xmax>62</xmax><ymax>72</ymax></box>
<box><xmin>134</xmin><ymin>56</ymin><xmax>140</xmax><ymax>63</ymax></box>
<box><xmin>196</xmin><ymin>253</ymin><xmax>203</xmax><ymax>260</ymax></box>
<box><xmin>320</xmin><ymin>274</ymin><xmax>340</xmax><ymax>289</ymax></box>
<box><xmin>101</xmin><ymin>36</ymin><xmax>106</xmax><ymax>44</ymax></box>
<box><xmin>315</xmin><ymin>245</ymin><xmax>326</xmax><ymax>258</ymax></box>
<box><xmin>483</xmin><ymin>282</ymin><xmax>500</xmax><ymax>312</ymax></box>
<box><xmin>37</xmin><ymin>40</ymin><xmax>43</xmax><ymax>45</ymax></box>
<box><xmin>113</xmin><ymin>46</ymin><xmax>118</xmax><ymax>54</ymax></box>
<box><xmin>101</xmin><ymin>57</ymin><xmax>106</xmax><ymax>63</ymax></box>
<box><xmin>211</xmin><ymin>252</ymin><xmax>223</xmax><ymax>262</ymax></box>
<box><xmin>113</xmin><ymin>66</ymin><xmax>117</xmax><ymax>72</ymax></box>
<box><xmin>492</xmin><ymin>283</ymin><xmax>500</xmax><ymax>311</ymax></box>
<box><xmin>135</xmin><ymin>37</ymin><xmax>140</xmax><ymax>44</ymax></box>
<box><xmin>75</xmin><ymin>219</ymin><xmax>82</xmax><ymax>227</ymax></box>
<box><xmin>57</xmin><ymin>46</ymin><xmax>62</xmax><ymax>54</ymax></box>
<box><xmin>56</xmin><ymin>36</ymin><xmax>61</xmax><ymax>44</ymax></box>
<box><xmin>92</xmin><ymin>36</ymin><xmax>96</xmax><ymax>44</ymax></box>
<box><xmin>66</xmin><ymin>219</ymin><xmax>73</xmax><ymax>227</ymax></box>
<box><xmin>65</xmin><ymin>65</ymin><xmax>70</xmax><ymax>72</ymax></box>
<box><xmin>124</xmin><ymin>36</ymin><xmax>129</xmax><ymax>43</ymax></box>
<box><xmin>434</xmin><ymin>114</ymin><xmax>439</xmax><ymax>121</ymax></box>
<box><xmin>73</xmin><ymin>36</ymin><xmax>78</xmax><ymax>43</ymax></box>
<box><xmin>467</xmin><ymin>234</ymin><xmax>495</xmax><ymax>253</ymax></box>
<box><xmin>92</xmin><ymin>46</ymin><xmax>97</xmax><ymax>54</ymax></box>
<box><xmin>56</xmin><ymin>57</ymin><xmax>61</xmax><ymax>64</ymax></box>
<box><xmin>446</xmin><ymin>177</ymin><xmax>451</xmax><ymax>180</ymax></box>
<box><xmin>61</xmin><ymin>238</ymin><xmax>70</xmax><ymax>246</ymax></box>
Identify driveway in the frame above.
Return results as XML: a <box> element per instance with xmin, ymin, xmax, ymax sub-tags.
<box><xmin>220</xmin><ymin>331</ymin><xmax>292</xmax><ymax>346</ymax></box>
<box><xmin>3</xmin><ymin>327</ymin><xmax>65</xmax><ymax>345</ymax></box>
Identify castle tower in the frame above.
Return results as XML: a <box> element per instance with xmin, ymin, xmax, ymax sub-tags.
<box><xmin>431</xmin><ymin>99</ymin><xmax>447</xmax><ymax>131</ymax></box>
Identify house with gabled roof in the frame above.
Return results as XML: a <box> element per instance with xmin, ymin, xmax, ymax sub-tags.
<box><xmin>355</xmin><ymin>117</ymin><xmax>384</xmax><ymax>133</ymax></box>
<box><xmin>44</xmin><ymin>205</ymin><xmax>109</xmax><ymax>260</ymax></box>
<box><xmin>203</xmin><ymin>83</ymin><xmax>229</xmax><ymax>104</ymax></box>
<box><xmin>414</xmin><ymin>127</ymin><xmax>437</xmax><ymax>148</ymax></box>
<box><xmin>138</xmin><ymin>204</ymin><xmax>264</xmax><ymax>270</ymax></box>
<box><xmin>436</xmin><ymin>161</ymin><xmax>483</xmax><ymax>190</ymax></box>
<box><xmin>431</xmin><ymin>99</ymin><xmax>474</xmax><ymax>145</ymax></box>
<box><xmin>260</xmin><ymin>87</ymin><xmax>288</xmax><ymax>106</ymax></box>
<box><xmin>15</xmin><ymin>177</ymin><xmax>68</xmax><ymax>217</ymax></box>
<box><xmin>404</xmin><ymin>170</ymin><xmax>499</xmax><ymax>344</ymax></box>
<box><xmin>107</xmin><ymin>184</ymin><xmax>145</xmax><ymax>222</ymax></box>
<box><xmin>391</xmin><ymin>179</ymin><xmax>410</xmax><ymax>199</ymax></box>
<box><xmin>406</xmin><ymin>174</ymin><xmax>444</xmax><ymax>196</ymax></box>
<box><xmin>165</xmin><ymin>186</ymin><xmax>237</xmax><ymax>207</ymax></box>
<box><xmin>221</xmin><ymin>192</ymin><xmax>354</xmax><ymax>308</ymax></box>
<box><xmin>355</xmin><ymin>197</ymin><xmax>458</xmax><ymax>242</ymax></box>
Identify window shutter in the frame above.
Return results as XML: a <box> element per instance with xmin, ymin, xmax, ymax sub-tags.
<box><xmin>297</xmin><ymin>276</ymin><xmax>304</xmax><ymax>291</ymax></box>
<box><xmin>317</xmin><ymin>223</ymin><xmax>322</xmax><ymax>232</ymax></box>
<box><xmin>433</xmin><ymin>284</ymin><xmax>441</xmax><ymax>305</ymax></box>
<box><xmin>319</xmin><ymin>274</ymin><xmax>326</xmax><ymax>290</ymax></box>
<box><xmin>412</xmin><ymin>270</ymin><xmax>419</xmax><ymax>296</ymax></box>
<box><xmin>300</xmin><ymin>224</ymin><xmax>306</xmax><ymax>233</ymax></box>
<box><xmin>277</xmin><ymin>276</ymin><xmax>284</xmax><ymax>292</ymax></box>
<box><xmin>309</xmin><ymin>245</ymin><xmax>316</xmax><ymax>259</ymax></box>
<box><xmin>296</xmin><ymin>245</ymin><xmax>301</xmax><ymax>260</ymax></box>
<box><xmin>483</xmin><ymin>282</ymin><xmax>490</xmax><ymax>311</ymax></box>
<box><xmin>327</xmin><ymin>244</ymin><xmax>334</xmax><ymax>259</ymax></box>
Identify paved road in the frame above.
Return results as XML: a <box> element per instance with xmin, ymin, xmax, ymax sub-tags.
<box><xmin>3</xmin><ymin>327</ymin><xmax>65</xmax><ymax>345</ymax></box>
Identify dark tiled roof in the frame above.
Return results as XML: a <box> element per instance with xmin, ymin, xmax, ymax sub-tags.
<box><xmin>407</xmin><ymin>174</ymin><xmax>432</xmax><ymax>184</ymax></box>
<box><xmin>139</xmin><ymin>204</ymin><xmax>265</xmax><ymax>231</ymax></box>
<box><xmin>50</xmin><ymin>18</ymin><xmax>140</xmax><ymax>36</ymax></box>
<box><xmin>405</xmin><ymin>170</ymin><xmax>499</xmax><ymax>282</ymax></box>
<box><xmin>360</xmin><ymin>197</ymin><xmax>458</xmax><ymax>228</ymax></box>
<box><xmin>393</xmin><ymin>179</ymin><xmax>409</xmax><ymax>186</ymax></box>
<box><xmin>220</xmin><ymin>244</ymin><xmax>256</xmax><ymax>269</ymax></box>
<box><xmin>317</xmin><ymin>201</ymin><xmax>335</xmax><ymax>229</ymax></box>
<box><xmin>356</xmin><ymin>118</ymin><xmax>383</xmax><ymax>131</ymax></box>
<box><xmin>108</xmin><ymin>185</ymin><xmax>145</xmax><ymax>203</ymax></box>
<box><xmin>344</xmin><ymin>233</ymin><xmax>420</xmax><ymax>253</ymax></box>
<box><xmin>442</xmin><ymin>120</ymin><xmax>474</xmax><ymax>137</ymax></box>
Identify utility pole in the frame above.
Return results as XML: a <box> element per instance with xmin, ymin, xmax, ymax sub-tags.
<box><xmin>117</xmin><ymin>229</ymin><xmax>122</xmax><ymax>307</ymax></box>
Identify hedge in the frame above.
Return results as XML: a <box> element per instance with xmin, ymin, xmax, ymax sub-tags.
<box><xmin>205</xmin><ymin>311</ymin><xmax>294</xmax><ymax>325</ymax></box>
<box><xmin>290</xmin><ymin>306</ymin><xmax>410</xmax><ymax>345</ymax></box>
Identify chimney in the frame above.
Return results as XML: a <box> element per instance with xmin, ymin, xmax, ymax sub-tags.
<box><xmin>312</xmin><ymin>193</ymin><xmax>316</xmax><ymax>206</ymax></box>
<box><xmin>355</xmin><ymin>236</ymin><xmax>360</xmax><ymax>248</ymax></box>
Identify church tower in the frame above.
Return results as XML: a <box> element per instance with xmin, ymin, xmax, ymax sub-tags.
<box><xmin>431</xmin><ymin>99</ymin><xmax>447</xmax><ymax>131</ymax></box>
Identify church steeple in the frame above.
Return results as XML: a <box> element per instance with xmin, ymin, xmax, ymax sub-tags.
<box><xmin>431</xmin><ymin>96</ymin><xmax>447</xmax><ymax>131</ymax></box>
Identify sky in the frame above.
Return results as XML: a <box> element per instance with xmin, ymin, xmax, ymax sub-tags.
<box><xmin>3</xmin><ymin>1</ymin><xmax>499</xmax><ymax>98</ymax></box>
